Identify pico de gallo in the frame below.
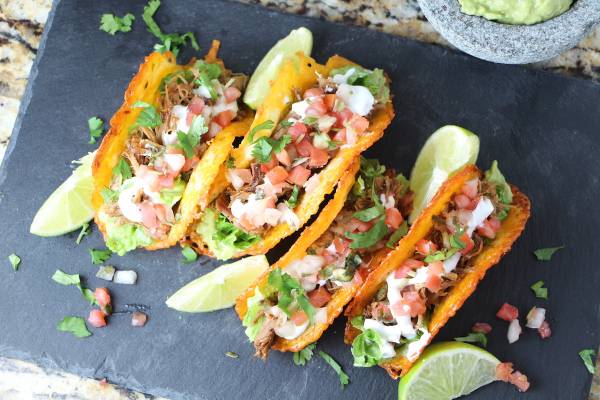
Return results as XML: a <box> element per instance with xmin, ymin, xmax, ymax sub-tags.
<box><xmin>98</xmin><ymin>59</ymin><xmax>247</xmax><ymax>255</ymax></box>
<box><xmin>197</xmin><ymin>65</ymin><xmax>391</xmax><ymax>260</ymax></box>
<box><xmin>242</xmin><ymin>158</ymin><xmax>412</xmax><ymax>359</ymax></box>
<box><xmin>350</xmin><ymin>161</ymin><xmax>514</xmax><ymax>367</ymax></box>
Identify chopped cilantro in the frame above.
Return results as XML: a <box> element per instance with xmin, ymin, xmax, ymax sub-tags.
<box><xmin>293</xmin><ymin>343</ymin><xmax>315</xmax><ymax>366</ymax></box>
<box><xmin>100</xmin><ymin>13</ymin><xmax>135</xmax><ymax>35</ymax></box>
<box><xmin>449</xmin><ymin>228</ymin><xmax>466</xmax><ymax>250</ymax></box>
<box><xmin>386</xmin><ymin>221</ymin><xmax>408</xmax><ymax>249</ymax></box>
<box><xmin>193</xmin><ymin>60</ymin><xmax>222</xmax><ymax>100</ymax></box>
<box><xmin>350</xmin><ymin>316</ymin><xmax>365</xmax><ymax>330</ymax></box>
<box><xmin>251</xmin><ymin>135</ymin><xmax>291</xmax><ymax>164</ymax></box>
<box><xmin>267</xmin><ymin>269</ymin><xmax>315</xmax><ymax>322</ymax></box>
<box><xmin>534</xmin><ymin>245</ymin><xmax>563</xmax><ymax>261</ymax></box>
<box><xmin>57</xmin><ymin>316</ymin><xmax>92</xmax><ymax>338</ymax></box>
<box><xmin>530</xmin><ymin>280</ymin><xmax>548</xmax><ymax>299</ymax></box>
<box><xmin>225</xmin><ymin>351</ymin><xmax>239</xmax><ymax>359</ymax></box>
<box><xmin>247</xmin><ymin>120</ymin><xmax>275</xmax><ymax>142</ymax></box>
<box><xmin>89</xmin><ymin>248</ymin><xmax>113</xmax><ymax>265</ymax></box>
<box><xmin>423</xmin><ymin>249</ymin><xmax>457</xmax><ymax>263</ymax></box>
<box><xmin>142</xmin><ymin>0</ymin><xmax>199</xmax><ymax>57</ymax></box>
<box><xmin>454</xmin><ymin>332</ymin><xmax>488</xmax><ymax>347</ymax></box>
<box><xmin>485</xmin><ymin>160</ymin><xmax>513</xmax><ymax>205</ymax></box>
<box><xmin>329</xmin><ymin>66</ymin><xmax>389</xmax><ymax>103</ymax></box>
<box><xmin>178</xmin><ymin>115</ymin><xmax>207</xmax><ymax>158</ymax></box>
<box><xmin>352</xmin><ymin>204</ymin><xmax>384</xmax><ymax>222</ymax></box>
<box><xmin>8</xmin><ymin>253</ymin><xmax>20</xmax><ymax>271</ymax></box>
<box><xmin>113</xmin><ymin>157</ymin><xmax>132</xmax><ymax>181</ymax></box>
<box><xmin>318</xmin><ymin>351</ymin><xmax>350</xmax><ymax>388</ymax></box>
<box><xmin>87</xmin><ymin>117</ymin><xmax>104</xmax><ymax>144</ymax></box>
<box><xmin>579</xmin><ymin>349</ymin><xmax>597</xmax><ymax>374</ymax></box>
<box><xmin>280</xmin><ymin>120</ymin><xmax>293</xmax><ymax>127</ymax></box>
<box><xmin>346</xmin><ymin>218</ymin><xmax>388</xmax><ymax>249</ymax></box>
<box><xmin>351</xmin><ymin>175</ymin><xmax>365</xmax><ymax>197</ymax></box>
<box><xmin>359</xmin><ymin>157</ymin><xmax>385</xmax><ymax>187</ymax></box>
<box><xmin>286</xmin><ymin>185</ymin><xmax>300</xmax><ymax>209</ymax></box>
<box><xmin>351</xmin><ymin>328</ymin><xmax>385</xmax><ymax>367</ymax></box>
<box><xmin>52</xmin><ymin>269</ymin><xmax>81</xmax><ymax>286</ymax></box>
<box><xmin>76</xmin><ymin>222</ymin><xmax>90</xmax><ymax>245</ymax></box>
<box><xmin>226</xmin><ymin>156</ymin><xmax>235</xmax><ymax>168</ymax></box>
<box><xmin>101</xmin><ymin>187</ymin><xmax>119</xmax><ymax>202</ymax></box>
<box><xmin>80</xmin><ymin>287</ymin><xmax>98</xmax><ymax>306</ymax></box>
<box><xmin>132</xmin><ymin>101</ymin><xmax>162</xmax><ymax>129</ymax></box>
<box><xmin>181</xmin><ymin>246</ymin><xmax>198</xmax><ymax>264</ymax></box>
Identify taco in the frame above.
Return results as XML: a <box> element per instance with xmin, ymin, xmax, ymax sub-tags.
<box><xmin>188</xmin><ymin>53</ymin><xmax>395</xmax><ymax>260</ymax></box>
<box><xmin>344</xmin><ymin>162</ymin><xmax>530</xmax><ymax>379</ymax></box>
<box><xmin>235</xmin><ymin>158</ymin><xmax>414</xmax><ymax>359</ymax></box>
<box><xmin>92</xmin><ymin>41</ymin><xmax>254</xmax><ymax>255</ymax></box>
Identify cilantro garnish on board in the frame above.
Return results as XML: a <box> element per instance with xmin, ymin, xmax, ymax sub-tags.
<box><xmin>87</xmin><ymin>117</ymin><xmax>104</xmax><ymax>144</ymax></box>
<box><xmin>89</xmin><ymin>248</ymin><xmax>113</xmax><ymax>265</ymax></box>
<box><xmin>57</xmin><ymin>316</ymin><xmax>92</xmax><ymax>338</ymax></box>
<box><xmin>100</xmin><ymin>13</ymin><xmax>135</xmax><ymax>35</ymax></box>
<box><xmin>142</xmin><ymin>0</ymin><xmax>199</xmax><ymax>57</ymax></box>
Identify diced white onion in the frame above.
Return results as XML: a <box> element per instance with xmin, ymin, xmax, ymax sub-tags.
<box><xmin>291</xmin><ymin>100</ymin><xmax>310</xmax><ymax>119</ymax></box>
<box><xmin>118</xmin><ymin>178</ymin><xmax>143</xmax><ymax>223</ymax></box>
<box><xmin>315</xmin><ymin>307</ymin><xmax>328</xmax><ymax>324</ymax></box>
<box><xmin>96</xmin><ymin>265</ymin><xmax>115</xmax><ymax>281</ymax></box>
<box><xmin>526</xmin><ymin>307</ymin><xmax>546</xmax><ymax>329</ymax></box>
<box><xmin>336</xmin><ymin>84</ymin><xmax>375</xmax><ymax>116</ymax></box>
<box><xmin>171</xmin><ymin>105</ymin><xmax>190</xmax><ymax>134</ymax></box>
<box><xmin>443</xmin><ymin>252</ymin><xmax>461</xmax><ymax>274</ymax></box>
<box><xmin>274</xmin><ymin>319</ymin><xmax>309</xmax><ymax>340</ymax></box>
<box><xmin>507</xmin><ymin>319</ymin><xmax>522</xmax><ymax>343</ymax></box>
<box><xmin>466</xmin><ymin>197</ymin><xmax>495</xmax><ymax>235</ymax></box>
<box><xmin>406</xmin><ymin>331</ymin><xmax>431</xmax><ymax>361</ymax></box>
<box><xmin>113</xmin><ymin>270</ymin><xmax>138</xmax><ymax>285</ymax></box>
<box><xmin>332</xmin><ymin>68</ymin><xmax>356</xmax><ymax>85</ymax></box>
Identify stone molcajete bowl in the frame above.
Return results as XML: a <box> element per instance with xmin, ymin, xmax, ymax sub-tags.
<box><xmin>418</xmin><ymin>0</ymin><xmax>600</xmax><ymax>64</ymax></box>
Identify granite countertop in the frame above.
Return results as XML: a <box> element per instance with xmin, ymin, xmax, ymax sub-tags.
<box><xmin>0</xmin><ymin>0</ymin><xmax>598</xmax><ymax>399</ymax></box>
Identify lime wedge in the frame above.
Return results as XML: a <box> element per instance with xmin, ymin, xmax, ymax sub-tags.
<box><xmin>166</xmin><ymin>255</ymin><xmax>269</xmax><ymax>312</ymax></box>
<box><xmin>243</xmin><ymin>27</ymin><xmax>313</xmax><ymax>110</ymax></box>
<box><xmin>408</xmin><ymin>125</ymin><xmax>479</xmax><ymax>223</ymax></box>
<box><xmin>30</xmin><ymin>152</ymin><xmax>96</xmax><ymax>236</ymax></box>
<box><xmin>398</xmin><ymin>342</ymin><xmax>500</xmax><ymax>400</ymax></box>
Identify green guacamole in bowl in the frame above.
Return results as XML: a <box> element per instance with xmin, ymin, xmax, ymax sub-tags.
<box><xmin>459</xmin><ymin>0</ymin><xmax>573</xmax><ymax>25</ymax></box>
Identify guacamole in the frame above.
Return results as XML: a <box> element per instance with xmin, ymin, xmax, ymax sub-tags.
<box><xmin>458</xmin><ymin>0</ymin><xmax>573</xmax><ymax>25</ymax></box>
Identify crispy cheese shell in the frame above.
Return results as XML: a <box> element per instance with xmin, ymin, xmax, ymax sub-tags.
<box><xmin>343</xmin><ymin>164</ymin><xmax>531</xmax><ymax>379</ymax></box>
<box><xmin>93</xmin><ymin>41</ymin><xmax>253</xmax><ymax>250</ymax></box>
<box><xmin>234</xmin><ymin>160</ymin><xmax>359</xmax><ymax>350</ymax></box>
<box><xmin>190</xmin><ymin>53</ymin><xmax>395</xmax><ymax>258</ymax></box>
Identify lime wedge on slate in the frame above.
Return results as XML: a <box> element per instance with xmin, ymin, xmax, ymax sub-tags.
<box><xmin>408</xmin><ymin>125</ymin><xmax>479</xmax><ymax>223</ymax></box>
<box><xmin>166</xmin><ymin>255</ymin><xmax>269</xmax><ymax>312</ymax></box>
<box><xmin>243</xmin><ymin>27</ymin><xmax>313</xmax><ymax>110</ymax></box>
<box><xmin>398</xmin><ymin>342</ymin><xmax>500</xmax><ymax>400</ymax></box>
<box><xmin>30</xmin><ymin>152</ymin><xmax>96</xmax><ymax>236</ymax></box>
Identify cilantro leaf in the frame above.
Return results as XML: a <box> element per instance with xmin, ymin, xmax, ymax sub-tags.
<box><xmin>57</xmin><ymin>316</ymin><xmax>92</xmax><ymax>338</ymax></box>
<box><xmin>52</xmin><ymin>269</ymin><xmax>81</xmax><ymax>286</ymax></box>
<box><xmin>177</xmin><ymin>115</ymin><xmax>207</xmax><ymax>158</ymax></box>
<box><xmin>8</xmin><ymin>253</ymin><xmax>20</xmax><ymax>271</ymax></box>
<box><xmin>76</xmin><ymin>222</ymin><xmax>90</xmax><ymax>245</ymax></box>
<box><xmin>329</xmin><ymin>66</ymin><xmax>389</xmax><ymax>103</ymax></box>
<box><xmin>113</xmin><ymin>157</ymin><xmax>132</xmax><ymax>181</ymax></box>
<box><xmin>534</xmin><ymin>245</ymin><xmax>563</xmax><ymax>261</ymax></box>
<box><xmin>272</xmin><ymin>134</ymin><xmax>292</xmax><ymax>154</ymax></box>
<box><xmin>88</xmin><ymin>117</ymin><xmax>104</xmax><ymax>144</ymax></box>
<box><xmin>142</xmin><ymin>0</ymin><xmax>199</xmax><ymax>57</ymax></box>
<box><xmin>530</xmin><ymin>280</ymin><xmax>548</xmax><ymax>299</ymax></box>
<box><xmin>226</xmin><ymin>157</ymin><xmax>235</xmax><ymax>168</ymax></box>
<box><xmin>293</xmin><ymin>343</ymin><xmax>315</xmax><ymax>366</ymax></box>
<box><xmin>89</xmin><ymin>248</ymin><xmax>113</xmax><ymax>265</ymax></box>
<box><xmin>359</xmin><ymin>157</ymin><xmax>385</xmax><ymax>188</ymax></box>
<box><xmin>579</xmin><ymin>349</ymin><xmax>597</xmax><ymax>374</ymax></box>
<box><xmin>352</xmin><ymin>175</ymin><xmax>365</xmax><ymax>197</ymax></box>
<box><xmin>454</xmin><ymin>332</ymin><xmax>488</xmax><ymax>347</ymax></box>
<box><xmin>101</xmin><ymin>187</ymin><xmax>119</xmax><ymax>202</ymax></box>
<box><xmin>450</xmin><ymin>229</ymin><xmax>466</xmax><ymax>250</ymax></box>
<box><xmin>286</xmin><ymin>185</ymin><xmax>300</xmax><ymax>209</ymax></box>
<box><xmin>247</xmin><ymin>120</ymin><xmax>275</xmax><ymax>143</ymax></box>
<box><xmin>386</xmin><ymin>221</ymin><xmax>408</xmax><ymax>249</ymax></box>
<box><xmin>80</xmin><ymin>286</ymin><xmax>98</xmax><ymax>306</ymax></box>
<box><xmin>352</xmin><ymin>205</ymin><xmax>384</xmax><ymax>222</ymax></box>
<box><xmin>346</xmin><ymin>218</ymin><xmax>388</xmax><ymax>249</ymax></box>
<box><xmin>251</xmin><ymin>137</ymin><xmax>274</xmax><ymax>163</ymax></box>
<box><xmin>193</xmin><ymin>60</ymin><xmax>222</xmax><ymax>100</ymax></box>
<box><xmin>318</xmin><ymin>351</ymin><xmax>350</xmax><ymax>388</ymax></box>
<box><xmin>267</xmin><ymin>269</ymin><xmax>315</xmax><ymax>322</ymax></box>
<box><xmin>181</xmin><ymin>246</ymin><xmax>198</xmax><ymax>264</ymax></box>
<box><xmin>100</xmin><ymin>13</ymin><xmax>135</xmax><ymax>35</ymax></box>
<box><xmin>350</xmin><ymin>316</ymin><xmax>365</xmax><ymax>330</ymax></box>
<box><xmin>132</xmin><ymin>101</ymin><xmax>162</xmax><ymax>129</ymax></box>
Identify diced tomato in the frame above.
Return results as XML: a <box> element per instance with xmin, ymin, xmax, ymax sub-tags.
<box><xmin>94</xmin><ymin>288</ymin><xmax>111</xmax><ymax>309</ymax></box>
<box><xmin>154</xmin><ymin>203</ymin><xmax>175</xmax><ymax>224</ymax></box>
<box><xmin>322</xmin><ymin>251</ymin><xmax>337</xmax><ymax>265</ymax></box>
<box><xmin>306</xmin><ymin>98</ymin><xmax>328</xmax><ymax>117</ymax></box>
<box><xmin>186</xmin><ymin>110</ymin><xmax>195</xmax><ymax>126</ymax></box>
<box><xmin>288</xmin><ymin>122</ymin><xmax>308</xmax><ymax>140</ymax></box>
<box><xmin>488</xmin><ymin>216</ymin><xmax>501</xmax><ymax>232</ymax></box>
<box><xmin>462</xmin><ymin>179</ymin><xmax>479</xmax><ymax>199</ymax></box>
<box><xmin>402</xmin><ymin>258</ymin><xmax>426</xmax><ymax>270</ymax></box>
<box><xmin>214</xmin><ymin>110</ymin><xmax>235</xmax><ymax>127</ymax></box>
<box><xmin>232</xmin><ymin>168</ymin><xmax>252</xmax><ymax>184</ymax></box>
<box><xmin>351</xmin><ymin>218</ymin><xmax>373</xmax><ymax>232</ymax></box>
<box><xmin>454</xmin><ymin>194</ymin><xmax>471</xmax><ymax>209</ymax></box>
<box><xmin>295</xmin><ymin>137</ymin><xmax>314</xmax><ymax>157</ymax></box>
<box><xmin>477</xmin><ymin>219</ymin><xmax>497</xmax><ymax>239</ymax></box>
<box><xmin>291</xmin><ymin>310</ymin><xmax>308</xmax><ymax>325</ymax></box>
<box><xmin>208</xmin><ymin>122</ymin><xmax>222</xmax><ymax>138</ymax></box>
<box><xmin>137</xmin><ymin>166</ymin><xmax>160</xmax><ymax>192</ymax></box>
<box><xmin>308</xmin><ymin>147</ymin><xmax>329</xmax><ymax>168</ymax></box>
<box><xmin>459</xmin><ymin>233</ymin><xmax>475</xmax><ymax>255</ymax></box>
<box><xmin>415</xmin><ymin>239</ymin><xmax>438</xmax><ymax>255</ymax></box>
<box><xmin>509</xmin><ymin>371</ymin><xmax>530</xmax><ymax>392</ymax></box>
<box><xmin>496</xmin><ymin>303</ymin><xmax>519</xmax><ymax>321</ymax></box>
<box><xmin>266</xmin><ymin>166</ymin><xmax>289</xmax><ymax>184</ymax></box>
<box><xmin>88</xmin><ymin>309</ymin><xmax>107</xmax><ymax>328</ymax></box>
<box><xmin>394</xmin><ymin>265</ymin><xmax>413</xmax><ymax>279</ymax></box>
<box><xmin>303</xmin><ymin>88</ymin><xmax>324</xmax><ymax>99</ymax></box>
<box><xmin>333</xmin><ymin>238</ymin><xmax>349</xmax><ymax>255</ymax></box>
<box><xmin>131</xmin><ymin>312</ymin><xmax>148</xmax><ymax>327</ymax></box>
<box><xmin>188</xmin><ymin>97</ymin><xmax>205</xmax><ymax>114</ymax></box>
<box><xmin>324</xmin><ymin>94</ymin><xmax>336</xmax><ymax>110</ymax></box>
<box><xmin>395</xmin><ymin>258</ymin><xmax>424</xmax><ymax>278</ymax></box>
<box><xmin>158</xmin><ymin>172</ymin><xmax>177</xmax><ymax>189</ymax></box>
<box><xmin>333</xmin><ymin>108</ymin><xmax>353</xmax><ymax>128</ymax></box>
<box><xmin>354</xmin><ymin>266</ymin><xmax>369</xmax><ymax>285</ymax></box>
<box><xmin>385</xmin><ymin>207</ymin><xmax>403</xmax><ymax>229</ymax></box>
<box><xmin>347</xmin><ymin>115</ymin><xmax>369</xmax><ymax>134</ymax></box>
<box><xmin>224</xmin><ymin>86</ymin><xmax>241</xmax><ymax>102</ymax></box>
<box><xmin>495</xmin><ymin>362</ymin><xmax>514</xmax><ymax>382</ymax></box>
<box><xmin>538</xmin><ymin>320</ymin><xmax>551</xmax><ymax>339</ymax></box>
<box><xmin>164</xmin><ymin>153</ymin><xmax>186</xmax><ymax>173</ymax></box>
<box><xmin>472</xmin><ymin>322</ymin><xmax>493</xmax><ymax>334</ymax></box>
<box><xmin>182</xmin><ymin>156</ymin><xmax>200</xmax><ymax>172</ymax></box>
<box><xmin>392</xmin><ymin>291</ymin><xmax>426</xmax><ymax>318</ymax></box>
<box><xmin>139</xmin><ymin>201</ymin><xmax>159</xmax><ymax>229</ymax></box>
<box><xmin>259</xmin><ymin>155</ymin><xmax>278</xmax><ymax>172</ymax></box>
<box><xmin>332</xmin><ymin>128</ymin><xmax>346</xmax><ymax>143</ymax></box>
<box><xmin>286</xmin><ymin>165</ymin><xmax>311</xmax><ymax>186</ymax></box>
<box><xmin>425</xmin><ymin>261</ymin><xmax>443</xmax><ymax>292</ymax></box>
<box><xmin>308</xmin><ymin>287</ymin><xmax>332</xmax><ymax>308</ymax></box>
<box><xmin>275</xmin><ymin>149</ymin><xmax>291</xmax><ymax>166</ymax></box>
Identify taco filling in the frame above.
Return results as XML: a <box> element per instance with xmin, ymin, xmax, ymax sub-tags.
<box><xmin>242</xmin><ymin>158</ymin><xmax>412</xmax><ymax>359</ymax></box>
<box><xmin>99</xmin><ymin>60</ymin><xmax>247</xmax><ymax>255</ymax></box>
<box><xmin>199</xmin><ymin>65</ymin><xmax>390</xmax><ymax>259</ymax></box>
<box><xmin>350</xmin><ymin>161</ymin><xmax>513</xmax><ymax>367</ymax></box>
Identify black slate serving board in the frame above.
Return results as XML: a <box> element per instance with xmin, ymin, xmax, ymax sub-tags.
<box><xmin>1</xmin><ymin>0</ymin><xmax>599</xmax><ymax>399</ymax></box>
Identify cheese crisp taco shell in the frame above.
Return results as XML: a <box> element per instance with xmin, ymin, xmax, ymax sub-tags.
<box><xmin>344</xmin><ymin>164</ymin><xmax>531</xmax><ymax>379</ymax></box>
<box><xmin>188</xmin><ymin>53</ymin><xmax>395</xmax><ymax>260</ymax></box>
<box><xmin>93</xmin><ymin>41</ymin><xmax>253</xmax><ymax>255</ymax></box>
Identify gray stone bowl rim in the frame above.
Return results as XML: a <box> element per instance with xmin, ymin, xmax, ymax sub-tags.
<box><xmin>417</xmin><ymin>0</ymin><xmax>600</xmax><ymax>64</ymax></box>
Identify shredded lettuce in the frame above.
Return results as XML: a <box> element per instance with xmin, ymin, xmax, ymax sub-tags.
<box><xmin>159</xmin><ymin>178</ymin><xmax>186</xmax><ymax>206</ymax></box>
<box><xmin>485</xmin><ymin>160</ymin><xmax>513</xmax><ymax>204</ymax></box>
<box><xmin>329</xmin><ymin>66</ymin><xmax>390</xmax><ymax>103</ymax></box>
<box><xmin>351</xmin><ymin>328</ymin><xmax>386</xmax><ymax>367</ymax></box>
<box><xmin>242</xmin><ymin>291</ymin><xmax>265</xmax><ymax>342</ymax></box>
<box><xmin>105</xmin><ymin>219</ymin><xmax>153</xmax><ymax>256</ymax></box>
<box><xmin>196</xmin><ymin>208</ymin><xmax>260</xmax><ymax>260</ymax></box>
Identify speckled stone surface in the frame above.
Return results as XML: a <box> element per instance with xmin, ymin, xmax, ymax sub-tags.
<box><xmin>0</xmin><ymin>0</ymin><xmax>598</xmax><ymax>399</ymax></box>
